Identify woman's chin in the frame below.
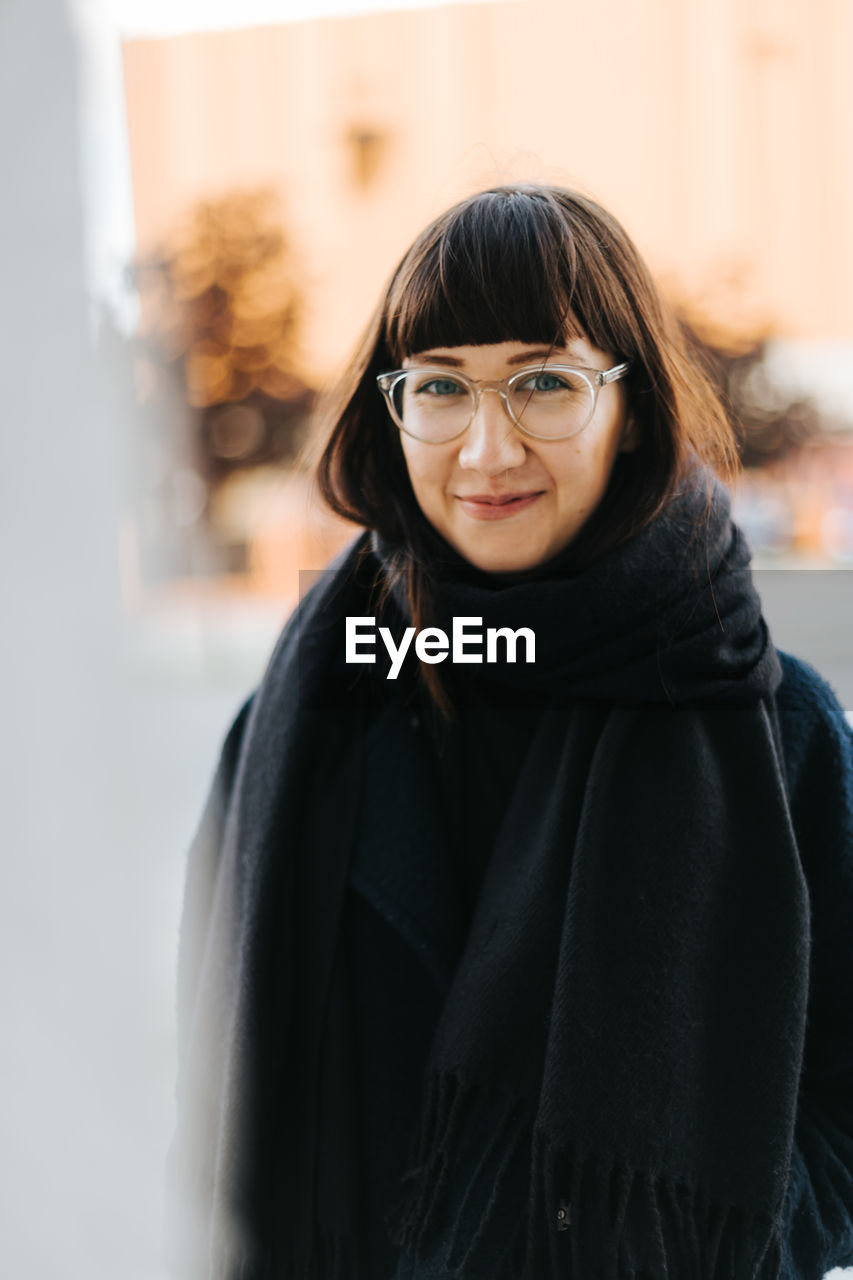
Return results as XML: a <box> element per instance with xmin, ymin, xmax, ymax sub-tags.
<box><xmin>447</xmin><ymin>530</ymin><xmax>558</xmax><ymax>577</ymax></box>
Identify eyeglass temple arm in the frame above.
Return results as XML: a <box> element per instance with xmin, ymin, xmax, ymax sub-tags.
<box><xmin>598</xmin><ymin>361</ymin><xmax>632</xmax><ymax>385</ymax></box>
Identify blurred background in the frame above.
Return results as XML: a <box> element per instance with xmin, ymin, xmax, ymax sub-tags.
<box><xmin>2</xmin><ymin>0</ymin><xmax>851</xmax><ymax>1275</ymax></box>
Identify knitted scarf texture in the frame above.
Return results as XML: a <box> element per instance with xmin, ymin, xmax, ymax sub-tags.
<box><xmin>170</xmin><ymin>474</ymin><xmax>809</xmax><ymax>1280</ymax></box>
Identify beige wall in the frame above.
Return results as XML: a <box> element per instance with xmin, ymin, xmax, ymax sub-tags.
<box><xmin>122</xmin><ymin>0</ymin><xmax>853</xmax><ymax>383</ymax></box>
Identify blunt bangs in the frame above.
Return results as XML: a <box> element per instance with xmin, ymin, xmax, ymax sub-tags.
<box><xmin>385</xmin><ymin>188</ymin><xmax>589</xmax><ymax>362</ymax></box>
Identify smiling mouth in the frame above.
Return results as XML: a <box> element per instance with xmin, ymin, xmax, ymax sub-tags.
<box><xmin>456</xmin><ymin>492</ymin><xmax>544</xmax><ymax>520</ymax></box>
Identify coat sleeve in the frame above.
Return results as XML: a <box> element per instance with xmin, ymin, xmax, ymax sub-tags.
<box><xmin>166</xmin><ymin>691</ymin><xmax>256</xmax><ymax>1275</ymax></box>
<box><xmin>175</xmin><ymin>691</ymin><xmax>256</xmax><ymax>1053</ymax></box>
<box><xmin>776</xmin><ymin>656</ymin><xmax>853</xmax><ymax>1279</ymax></box>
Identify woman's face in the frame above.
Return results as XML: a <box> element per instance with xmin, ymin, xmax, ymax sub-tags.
<box><xmin>397</xmin><ymin>338</ymin><xmax>638</xmax><ymax>574</ymax></box>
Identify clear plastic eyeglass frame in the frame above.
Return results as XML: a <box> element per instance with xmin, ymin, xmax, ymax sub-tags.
<box><xmin>376</xmin><ymin>360</ymin><xmax>632</xmax><ymax>443</ymax></box>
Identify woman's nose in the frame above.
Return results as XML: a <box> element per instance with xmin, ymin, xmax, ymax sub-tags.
<box><xmin>457</xmin><ymin>390</ymin><xmax>527</xmax><ymax>473</ymax></box>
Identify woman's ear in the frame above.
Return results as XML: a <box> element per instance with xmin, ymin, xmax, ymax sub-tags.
<box><xmin>619</xmin><ymin>412</ymin><xmax>640</xmax><ymax>453</ymax></box>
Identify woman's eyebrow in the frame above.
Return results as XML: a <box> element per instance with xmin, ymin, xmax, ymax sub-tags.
<box><xmin>505</xmin><ymin>349</ymin><xmax>573</xmax><ymax>365</ymax></box>
<box><xmin>408</xmin><ymin>352</ymin><xmax>465</xmax><ymax>366</ymax></box>
<box><xmin>410</xmin><ymin>348</ymin><xmax>581</xmax><ymax>368</ymax></box>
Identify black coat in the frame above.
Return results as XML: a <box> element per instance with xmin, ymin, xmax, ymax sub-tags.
<box><xmin>172</xmin><ymin>501</ymin><xmax>853</xmax><ymax>1280</ymax></box>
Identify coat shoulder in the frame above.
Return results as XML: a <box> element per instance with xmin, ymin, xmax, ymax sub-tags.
<box><xmin>774</xmin><ymin>649</ymin><xmax>853</xmax><ymax>789</ymax></box>
<box><xmin>773</xmin><ymin>649</ymin><xmax>853</xmax><ymax>957</ymax></box>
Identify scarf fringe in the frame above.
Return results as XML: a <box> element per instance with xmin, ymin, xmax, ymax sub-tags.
<box><xmin>389</xmin><ymin>1073</ymin><xmax>783</xmax><ymax>1280</ymax></box>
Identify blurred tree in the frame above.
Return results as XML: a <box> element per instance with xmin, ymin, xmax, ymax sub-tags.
<box><xmin>678</xmin><ymin>317</ymin><xmax>826</xmax><ymax>468</ymax></box>
<box><xmin>133</xmin><ymin>189</ymin><xmax>314</xmax><ymax>491</ymax></box>
<box><xmin>130</xmin><ymin>190</ymin><xmax>316</xmax><ymax>578</ymax></box>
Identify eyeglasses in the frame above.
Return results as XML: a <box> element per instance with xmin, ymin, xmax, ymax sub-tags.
<box><xmin>376</xmin><ymin>360</ymin><xmax>631</xmax><ymax>444</ymax></box>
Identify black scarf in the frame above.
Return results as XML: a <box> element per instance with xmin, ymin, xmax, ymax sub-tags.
<box><xmin>170</xmin><ymin>475</ymin><xmax>809</xmax><ymax>1280</ymax></box>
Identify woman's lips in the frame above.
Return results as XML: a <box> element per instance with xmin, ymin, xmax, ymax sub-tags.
<box><xmin>456</xmin><ymin>492</ymin><xmax>543</xmax><ymax>520</ymax></box>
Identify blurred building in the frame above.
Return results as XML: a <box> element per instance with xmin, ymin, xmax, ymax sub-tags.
<box><xmin>122</xmin><ymin>0</ymin><xmax>853</xmax><ymax>386</ymax></box>
<box><xmin>116</xmin><ymin>0</ymin><xmax>853</xmax><ymax>591</ymax></box>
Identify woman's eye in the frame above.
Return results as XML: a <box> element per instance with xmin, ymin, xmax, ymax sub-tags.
<box><xmin>518</xmin><ymin>371</ymin><xmax>569</xmax><ymax>393</ymax></box>
<box><xmin>414</xmin><ymin>373</ymin><xmax>461</xmax><ymax>394</ymax></box>
<box><xmin>415</xmin><ymin>377</ymin><xmax>465</xmax><ymax>397</ymax></box>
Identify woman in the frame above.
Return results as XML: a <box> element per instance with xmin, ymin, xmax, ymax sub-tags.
<box><xmin>170</xmin><ymin>185</ymin><xmax>853</xmax><ymax>1280</ymax></box>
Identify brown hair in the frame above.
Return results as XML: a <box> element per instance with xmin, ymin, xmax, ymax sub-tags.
<box><xmin>315</xmin><ymin>184</ymin><xmax>739</xmax><ymax>714</ymax></box>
